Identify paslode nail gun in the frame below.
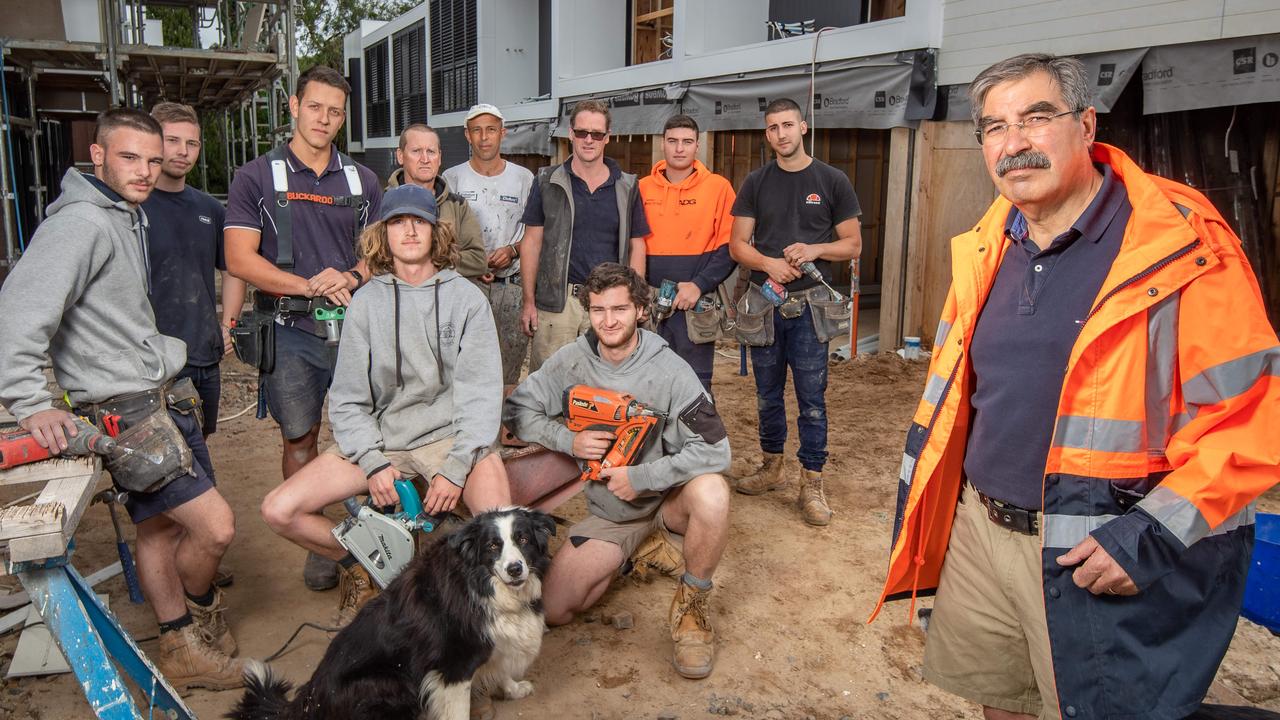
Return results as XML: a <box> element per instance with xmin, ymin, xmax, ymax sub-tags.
<box><xmin>563</xmin><ymin>385</ymin><xmax>667</xmax><ymax>482</ymax></box>
<box><xmin>332</xmin><ymin>480</ymin><xmax>440</xmax><ymax>589</ymax></box>
<box><xmin>0</xmin><ymin>417</ymin><xmax>125</xmax><ymax>470</ymax></box>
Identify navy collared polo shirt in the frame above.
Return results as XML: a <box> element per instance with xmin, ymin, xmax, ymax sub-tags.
<box><xmin>963</xmin><ymin>164</ymin><xmax>1132</xmax><ymax>510</ymax></box>
<box><xmin>521</xmin><ymin>157</ymin><xmax>650</xmax><ymax>285</ymax></box>
<box><xmin>224</xmin><ymin>143</ymin><xmax>382</xmax><ymax>283</ymax></box>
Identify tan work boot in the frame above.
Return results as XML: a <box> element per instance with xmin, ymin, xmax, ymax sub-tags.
<box><xmin>335</xmin><ymin>562</ymin><xmax>379</xmax><ymax>627</ymax></box>
<box><xmin>186</xmin><ymin>586</ymin><xmax>236</xmax><ymax>656</ymax></box>
<box><xmin>628</xmin><ymin>529</ymin><xmax>685</xmax><ymax>582</ymax></box>
<box><xmin>798</xmin><ymin>469</ymin><xmax>832</xmax><ymax>526</ymax></box>
<box><xmin>733</xmin><ymin>452</ymin><xmax>786</xmax><ymax>495</ymax></box>
<box><xmin>669</xmin><ymin>581</ymin><xmax>715</xmax><ymax>679</ymax></box>
<box><xmin>156</xmin><ymin>623</ymin><xmax>247</xmax><ymax>693</ymax></box>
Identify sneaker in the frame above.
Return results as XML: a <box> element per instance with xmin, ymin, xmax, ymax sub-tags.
<box><xmin>799</xmin><ymin>469</ymin><xmax>833</xmax><ymax>526</ymax></box>
<box><xmin>335</xmin><ymin>563</ymin><xmax>379</xmax><ymax>627</ymax></box>
<box><xmin>669</xmin><ymin>581</ymin><xmax>715</xmax><ymax>679</ymax></box>
<box><xmin>628</xmin><ymin>529</ymin><xmax>684</xmax><ymax>582</ymax></box>
<box><xmin>186</xmin><ymin>586</ymin><xmax>236</xmax><ymax>656</ymax></box>
<box><xmin>733</xmin><ymin>453</ymin><xmax>786</xmax><ymax>495</ymax></box>
<box><xmin>157</xmin><ymin>624</ymin><xmax>246</xmax><ymax>693</ymax></box>
<box><xmin>304</xmin><ymin>551</ymin><xmax>339</xmax><ymax>591</ymax></box>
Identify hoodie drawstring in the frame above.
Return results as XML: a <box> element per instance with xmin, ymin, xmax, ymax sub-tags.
<box><xmin>392</xmin><ymin>278</ymin><xmax>404</xmax><ymax>388</ymax></box>
<box><xmin>434</xmin><ymin>281</ymin><xmax>444</xmax><ymax>386</ymax></box>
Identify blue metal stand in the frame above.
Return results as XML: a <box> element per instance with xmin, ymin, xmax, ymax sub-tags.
<box><xmin>10</xmin><ymin>547</ymin><xmax>196</xmax><ymax>720</ymax></box>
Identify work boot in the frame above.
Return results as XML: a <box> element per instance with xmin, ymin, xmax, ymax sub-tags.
<box><xmin>186</xmin><ymin>586</ymin><xmax>236</xmax><ymax>656</ymax></box>
<box><xmin>304</xmin><ymin>551</ymin><xmax>338</xmax><ymax>591</ymax></box>
<box><xmin>628</xmin><ymin>529</ymin><xmax>685</xmax><ymax>582</ymax></box>
<box><xmin>798</xmin><ymin>469</ymin><xmax>833</xmax><ymax>526</ymax></box>
<box><xmin>669</xmin><ymin>581</ymin><xmax>715</xmax><ymax>679</ymax></box>
<box><xmin>733</xmin><ymin>452</ymin><xmax>786</xmax><ymax>495</ymax></box>
<box><xmin>335</xmin><ymin>563</ymin><xmax>378</xmax><ymax>627</ymax></box>
<box><xmin>156</xmin><ymin>624</ymin><xmax>247</xmax><ymax>693</ymax></box>
<box><xmin>470</xmin><ymin>688</ymin><xmax>495</xmax><ymax>720</ymax></box>
<box><xmin>213</xmin><ymin>569</ymin><xmax>234</xmax><ymax>588</ymax></box>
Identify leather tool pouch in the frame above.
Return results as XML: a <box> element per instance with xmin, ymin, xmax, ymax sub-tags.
<box><xmin>165</xmin><ymin>377</ymin><xmax>204</xmax><ymax>432</ymax></box>
<box><xmin>684</xmin><ymin>296</ymin><xmax>724</xmax><ymax>345</ymax></box>
<box><xmin>231</xmin><ymin>301</ymin><xmax>276</xmax><ymax>373</ymax></box>
<box><xmin>95</xmin><ymin>389</ymin><xmax>193</xmax><ymax>494</ymax></box>
<box><xmin>734</xmin><ymin>285</ymin><xmax>775</xmax><ymax>347</ymax></box>
<box><xmin>808</xmin><ymin>289</ymin><xmax>853</xmax><ymax>343</ymax></box>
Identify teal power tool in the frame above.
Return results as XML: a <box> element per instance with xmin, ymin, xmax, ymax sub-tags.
<box><xmin>656</xmin><ymin>279</ymin><xmax>678</xmax><ymax>317</ymax></box>
<box><xmin>313</xmin><ymin>302</ymin><xmax>346</xmax><ymax>347</ymax></box>
<box><xmin>332</xmin><ymin>479</ymin><xmax>440</xmax><ymax>588</ymax></box>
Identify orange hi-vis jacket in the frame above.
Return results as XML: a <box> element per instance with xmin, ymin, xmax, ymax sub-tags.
<box><xmin>873</xmin><ymin>144</ymin><xmax>1279</xmax><ymax>719</ymax></box>
<box><xmin>639</xmin><ymin>159</ymin><xmax>736</xmax><ymax>292</ymax></box>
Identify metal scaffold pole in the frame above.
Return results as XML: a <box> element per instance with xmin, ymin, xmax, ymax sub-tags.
<box><xmin>26</xmin><ymin>68</ymin><xmax>44</xmax><ymax>224</ymax></box>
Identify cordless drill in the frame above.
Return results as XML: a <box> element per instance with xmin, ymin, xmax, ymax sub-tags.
<box><xmin>799</xmin><ymin>261</ymin><xmax>844</xmax><ymax>301</ymax></box>
<box><xmin>313</xmin><ymin>302</ymin><xmax>346</xmax><ymax>347</ymax></box>
<box><xmin>563</xmin><ymin>385</ymin><xmax>667</xmax><ymax>482</ymax></box>
<box><xmin>0</xmin><ymin>417</ymin><xmax>120</xmax><ymax>470</ymax></box>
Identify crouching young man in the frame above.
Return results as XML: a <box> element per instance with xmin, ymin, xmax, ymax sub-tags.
<box><xmin>503</xmin><ymin>262</ymin><xmax>731</xmax><ymax>679</ymax></box>
<box><xmin>260</xmin><ymin>184</ymin><xmax>511</xmax><ymax>627</ymax></box>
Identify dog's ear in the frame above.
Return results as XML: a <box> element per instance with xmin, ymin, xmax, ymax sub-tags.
<box><xmin>447</xmin><ymin>520</ymin><xmax>480</xmax><ymax>560</ymax></box>
<box><xmin>530</xmin><ymin>510</ymin><xmax>556</xmax><ymax>538</ymax></box>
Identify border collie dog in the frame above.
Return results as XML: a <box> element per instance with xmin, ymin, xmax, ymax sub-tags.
<box><xmin>228</xmin><ymin>507</ymin><xmax>555</xmax><ymax>720</ymax></box>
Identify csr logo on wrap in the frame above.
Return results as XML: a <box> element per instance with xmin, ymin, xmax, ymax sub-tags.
<box><xmin>1097</xmin><ymin>63</ymin><xmax>1116</xmax><ymax>86</ymax></box>
<box><xmin>1234</xmin><ymin>47</ymin><xmax>1257</xmax><ymax>75</ymax></box>
<box><xmin>813</xmin><ymin>93</ymin><xmax>851</xmax><ymax>110</ymax></box>
<box><xmin>874</xmin><ymin>90</ymin><xmax>905</xmax><ymax>109</ymax></box>
<box><xmin>714</xmin><ymin>100</ymin><xmax>743</xmax><ymax>116</ymax></box>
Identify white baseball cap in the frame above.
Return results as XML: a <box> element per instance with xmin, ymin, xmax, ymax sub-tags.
<box><xmin>465</xmin><ymin>103</ymin><xmax>504</xmax><ymax>124</ymax></box>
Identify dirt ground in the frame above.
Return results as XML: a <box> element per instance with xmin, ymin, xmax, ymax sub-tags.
<box><xmin>1</xmin><ymin>351</ymin><xmax>1278</xmax><ymax>720</ymax></box>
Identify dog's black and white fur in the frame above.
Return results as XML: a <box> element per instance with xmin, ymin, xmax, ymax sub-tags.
<box><xmin>227</xmin><ymin>507</ymin><xmax>555</xmax><ymax>720</ymax></box>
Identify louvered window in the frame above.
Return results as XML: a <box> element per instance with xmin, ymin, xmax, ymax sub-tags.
<box><xmin>365</xmin><ymin>40</ymin><xmax>391</xmax><ymax>137</ymax></box>
<box><xmin>393</xmin><ymin>21</ymin><xmax>428</xmax><ymax>129</ymax></box>
<box><xmin>429</xmin><ymin>0</ymin><xmax>477</xmax><ymax>115</ymax></box>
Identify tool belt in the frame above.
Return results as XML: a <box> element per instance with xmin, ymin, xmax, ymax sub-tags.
<box><xmin>966</xmin><ymin>482</ymin><xmax>1041</xmax><ymax>536</ymax></box>
<box><xmin>75</xmin><ymin>378</ymin><xmax>199</xmax><ymax>494</ymax></box>
<box><xmin>735</xmin><ymin>283</ymin><xmax>851</xmax><ymax>346</ymax></box>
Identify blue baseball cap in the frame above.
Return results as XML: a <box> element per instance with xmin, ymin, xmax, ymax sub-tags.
<box><xmin>380</xmin><ymin>184</ymin><xmax>438</xmax><ymax>224</ymax></box>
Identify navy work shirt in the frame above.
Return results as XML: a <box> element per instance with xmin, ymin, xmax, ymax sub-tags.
<box><xmin>964</xmin><ymin>164</ymin><xmax>1132</xmax><ymax>510</ymax></box>
<box><xmin>521</xmin><ymin>157</ymin><xmax>651</xmax><ymax>285</ymax></box>
<box><xmin>143</xmin><ymin>186</ymin><xmax>227</xmax><ymax>367</ymax></box>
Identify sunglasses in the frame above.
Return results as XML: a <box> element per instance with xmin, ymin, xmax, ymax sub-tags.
<box><xmin>572</xmin><ymin>128</ymin><xmax>607</xmax><ymax>141</ymax></box>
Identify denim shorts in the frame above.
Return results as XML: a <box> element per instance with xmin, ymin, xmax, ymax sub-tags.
<box><xmin>263</xmin><ymin>324</ymin><xmax>335</xmax><ymax>440</ymax></box>
<box><xmin>176</xmin><ymin>363</ymin><xmax>221</xmax><ymax>435</ymax></box>
<box><xmin>122</xmin><ymin>409</ymin><xmax>217</xmax><ymax>524</ymax></box>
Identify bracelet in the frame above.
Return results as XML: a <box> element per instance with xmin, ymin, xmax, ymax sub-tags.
<box><xmin>348</xmin><ymin>268</ymin><xmax>364</xmax><ymax>286</ymax></box>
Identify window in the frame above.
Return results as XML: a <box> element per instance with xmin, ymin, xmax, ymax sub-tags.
<box><xmin>393</xmin><ymin>21</ymin><xmax>428</xmax><ymax>129</ymax></box>
<box><xmin>429</xmin><ymin>0</ymin><xmax>477</xmax><ymax>115</ymax></box>
<box><xmin>364</xmin><ymin>40</ymin><xmax>391</xmax><ymax>137</ymax></box>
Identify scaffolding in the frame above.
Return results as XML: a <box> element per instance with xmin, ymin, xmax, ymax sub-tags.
<box><xmin>0</xmin><ymin>0</ymin><xmax>296</xmax><ymax>267</ymax></box>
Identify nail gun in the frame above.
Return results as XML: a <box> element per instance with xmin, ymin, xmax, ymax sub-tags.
<box><xmin>332</xmin><ymin>479</ymin><xmax>441</xmax><ymax>589</ymax></box>
<box><xmin>563</xmin><ymin>385</ymin><xmax>667</xmax><ymax>483</ymax></box>
<box><xmin>0</xmin><ymin>417</ymin><xmax>124</xmax><ymax>470</ymax></box>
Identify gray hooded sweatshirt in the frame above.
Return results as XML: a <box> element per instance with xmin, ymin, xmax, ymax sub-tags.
<box><xmin>0</xmin><ymin>168</ymin><xmax>186</xmax><ymax>420</ymax></box>
<box><xmin>503</xmin><ymin>329</ymin><xmax>730</xmax><ymax>522</ymax></box>
<box><xmin>329</xmin><ymin>268</ymin><xmax>502</xmax><ymax>486</ymax></box>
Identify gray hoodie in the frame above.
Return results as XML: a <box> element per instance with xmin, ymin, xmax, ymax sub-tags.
<box><xmin>0</xmin><ymin>168</ymin><xmax>186</xmax><ymax>420</ymax></box>
<box><xmin>503</xmin><ymin>329</ymin><xmax>730</xmax><ymax>522</ymax></box>
<box><xmin>329</xmin><ymin>268</ymin><xmax>502</xmax><ymax>486</ymax></box>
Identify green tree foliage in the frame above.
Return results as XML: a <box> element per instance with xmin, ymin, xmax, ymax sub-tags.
<box><xmin>297</xmin><ymin>0</ymin><xmax>417</xmax><ymax>72</ymax></box>
<box><xmin>145</xmin><ymin>6</ymin><xmax>195</xmax><ymax>48</ymax></box>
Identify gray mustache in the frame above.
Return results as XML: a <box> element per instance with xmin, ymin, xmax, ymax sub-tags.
<box><xmin>996</xmin><ymin>151</ymin><xmax>1051</xmax><ymax>177</ymax></box>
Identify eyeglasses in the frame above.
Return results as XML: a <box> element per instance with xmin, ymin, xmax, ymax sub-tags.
<box><xmin>572</xmin><ymin>128</ymin><xmax>607</xmax><ymax>141</ymax></box>
<box><xmin>974</xmin><ymin>108</ymin><xmax>1081</xmax><ymax>145</ymax></box>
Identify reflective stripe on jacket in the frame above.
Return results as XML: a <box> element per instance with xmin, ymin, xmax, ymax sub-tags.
<box><xmin>873</xmin><ymin>143</ymin><xmax>1278</xmax><ymax>719</ymax></box>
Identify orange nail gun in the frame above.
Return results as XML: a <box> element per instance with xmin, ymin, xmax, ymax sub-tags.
<box><xmin>0</xmin><ymin>417</ymin><xmax>120</xmax><ymax>470</ymax></box>
<box><xmin>563</xmin><ymin>385</ymin><xmax>667</xmax><ymax>482</ymax></box>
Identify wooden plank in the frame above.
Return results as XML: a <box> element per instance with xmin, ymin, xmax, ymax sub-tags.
<box><xmin>635</xmin><ymin>7</ymin><xmax>674</xmax><ymax>23</ymax></box>
<box><xmin>7</xmin><ymin>473</ymin><xmax>97</xmax><ymax>563</ymax></box>
<box><xmin>879</xmin><ymin>127</ymin><xmax>912</xmax><ymax>352</ymax></box>
<box><xmin>0</xmin><ymin>504</ymin><xmax>64</xmax><ymax>541</ymax></box>
<box><xmin>0</xmin><ymin>458</ymin><xmax>97</xmax><ymax>488</ymax></box>
<box><xmin>901</xmin><ymin>121</ymin><xmax>935</xmax><ymax>345</ymax></box>
<box><xmin>8</xmin><ymin>533</ymin><xmax>67</xmax><ymax>564</ymax></box>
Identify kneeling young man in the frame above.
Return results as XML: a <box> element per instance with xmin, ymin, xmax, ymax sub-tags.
<box><xmin>504</xmin><ymin>263</ymin><xmax>731</xmax><ymax>679</ymax></box>
<box><xmin>261</xmin><ymin>184</ymin><xmax>511</xmax><ymax>626</ymax></box>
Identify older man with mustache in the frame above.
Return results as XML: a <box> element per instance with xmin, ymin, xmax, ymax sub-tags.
<box><xmin>873</xmin><ymin>53</ymin><xmax>1279</xmax><ymax>720</ymax></box>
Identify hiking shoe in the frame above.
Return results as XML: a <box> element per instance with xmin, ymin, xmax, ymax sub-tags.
<box><xmin>335</xmin><ymin>563</ymin><xmax>378</xmax><ymax>627</ymax></box>
<box><xmin>629</xmin><ymin>529</ymin><xmax>685</xmax><ymax>582</ymax></box>
<box><xmin>733</xmin><ymin>453</ymin><xmax>786</xmax><ymax>495</ymax></box>
<box><xmin>185</xmin><ymin>585</ymin><xmax>236</xmax><ymax>656</ymax></box>
<box><xmin>304</xmin><ymin>551</ymin><xmax>338</xmax><ymax>591</ymax></box>
<box><xmin>669</xmin><ymin>581</ymin><xmax>715</xmax><ymax>679</ymax></box>
<box><xmin>157</xmin><ymin>624</ymin><xmax>246</xmax><ymax>693</ymax></box>
<box><xmin>799</xmin><ymin>469</ymin><xmax>832</xmax><ymax>526</ymax></box>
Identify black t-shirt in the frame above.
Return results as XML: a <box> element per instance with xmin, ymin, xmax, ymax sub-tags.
<box><xmin>731</xmin><ymin>159</ymin><xmax>861</xmax><ymax>292</ymax></box>
<box><xmin>142</xmin><ymin>186</ymin><xmax>227</xmax><ymax>367</ymax></box>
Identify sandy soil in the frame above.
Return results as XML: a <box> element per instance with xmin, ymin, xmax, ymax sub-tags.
<box><xmin>1</xmin><ymin>352</ymin><xmax>1277</xmax><ymax>720</ymax></box>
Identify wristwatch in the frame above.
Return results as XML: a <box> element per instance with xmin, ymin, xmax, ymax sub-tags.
<box><xmin>348</xmin><ymin>268</ymin><xmax>364</xmax><ymax>287</ymax></box>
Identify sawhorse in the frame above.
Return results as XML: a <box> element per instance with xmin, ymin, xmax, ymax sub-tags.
<box><xmin>1</xmin><ymin>456</ymin><xmax>195</xmax><ymax>720</ymax></box>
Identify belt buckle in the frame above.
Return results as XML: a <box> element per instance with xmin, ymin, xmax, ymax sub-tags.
<box><xmin>982</xmin><ymin>494</ymin><xmax>1039</xmax><ymax>535</ymax></box>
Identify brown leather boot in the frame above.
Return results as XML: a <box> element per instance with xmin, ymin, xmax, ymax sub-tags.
<box><xmin>798</xmin><ymin>469</ymin><xmax>832</xmax><ymax>526</ymax></box>
<box><xmin>733</xmin><ymin>453</ymin><xmax>785</xmax><ymax>495</ymax></box>
<box><xmin>628</xmin><ymin>529</ymin><xmax>685</xmax><ymax>582</ymax></box>
<box><xmin>335</xmin><ymin>562</ymin><xmax>379</xmax><ymax>627</ymax></box>
<box><xmin>669</xmin><ymin>581</ymin><xmax>715</xmax><ymax>679</ymax></box>
<box><xmin>156</xmin><ymin>623</ymin><xmax>246</xmax><ymax>693</ymax></box>
<box><xmin>186</xmin><ymin>585</ymin><xmax>236</xmax><ymax>656</ymax></box>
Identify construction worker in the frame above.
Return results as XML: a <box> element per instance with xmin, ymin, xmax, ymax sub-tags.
<box><xmin>387</xmin><ymin>123</ymin><xmax>488</xmax><ymax>280</ymax></box>
<box><xmin>518</xmin><ymin>99</ymin><xmax>651</xmax><ymax>372</ymax></box>
<box><xmin>0</xmin><ymin>108</ymin><xmax>245</xmax><ymax>691</ymax></box>
<box><xmin>728</xmin><ymin>98</ymin><xmax>863</xmax><ymax>527</ymax></box>
<box><xmin>224</xmin><ymin>65</ymin><xmax>382</xmax><ymax>592</ymax></box>
<box><xmin>260</xmin><ymin>183</ymin><xmax>511</xmax><ymax>630</ymax></box>
<box><xmin>872</xmin><ymin>54</ymin><xmax>1279</xmax><ymax>720</ymax></box>
<box><xmin>504</xmin><ymin>262</ymin><xmax>731</xmax><ymax>680</ymax></box>
<box><xmin>442</xmin><ymin>103</ymin><xmax>536</xmax><ymax>384</ymax></box>
<box><xmin>639</xmin><ymin>114</ymin><xmax>736</xmax><ymax>392</ymax></box>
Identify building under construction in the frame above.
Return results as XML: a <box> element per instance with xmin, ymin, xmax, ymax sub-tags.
<box><xmin>0</xmin><ymin>0</ymin><xmax>297</xmax><ymax>273</ymax></box>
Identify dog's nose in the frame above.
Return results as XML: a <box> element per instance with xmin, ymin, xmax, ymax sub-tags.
<box><xmin>505</xmin><ymin>560</ymin><xmax>524</xmax><ymax>577</ymax></box>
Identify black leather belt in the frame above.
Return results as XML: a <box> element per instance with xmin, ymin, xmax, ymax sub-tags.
<box><xmin>968</xmin><ymin>483</ymin><xmax>1040</xmax><ymax>535</ymax></box>
<box><xmin>569</xmin><ymin>282</ymin><xmax>585</xmax><ymax>299</ymax></box>
<box><xmin>491</xmin><ymin>273</ymin><xmax>521</xmax><ymax>285</ymax></box>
